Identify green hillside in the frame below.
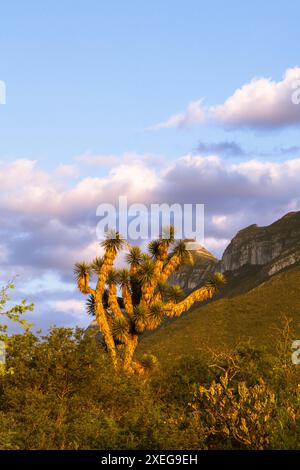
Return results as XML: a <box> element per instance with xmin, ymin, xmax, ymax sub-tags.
<box><xmin>137</xmin><ymin>265</ymin><xmax>300</xmax><ymax>366</ymax></box>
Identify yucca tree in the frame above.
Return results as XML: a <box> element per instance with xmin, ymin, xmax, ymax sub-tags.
<box><xmin>125</xmin><ymin>245</ymin><xmax>142</xmax><ymax>275</ymax></box>
<box><xmin>90</xmin><ymin>257</ymin><xmax>104</xmax><ymax>275</ymax></box>
<box><xmin>98</xmin><ymin>230</ymin><xmax>126</xmax><ymax>293</ymax></box>
<box><xmin>75</xmin><ymin>227</ymin><xmax>225</xmax><ymax>373</ymax></box>
<box><xmin>106</xmin><ymin>269</ymin><xmax>124</xmax><ymax>321</ymax></box>
<box><xmin>137</xmin><ymin>258</ymin><xmax>155</xmax><ymax>306</ymax></box>
<box><xmin>81</xmin><ymin>231</ymin><xmax>125</xmax><ymax>369</ymax></box>
<box><xmin>148</xmin><ymin>240</ymin><xmax>161</xmax><ymax>259</ymax></box>
<box><xmin>144</xmin><ymin>226</ymin><xmax>176</xmax><ymax>303</ymax></box>
<box><xmin>160</xmin><ymin>240</ymin><xmax>193</xmax><ymax>283</ymax></box>
<box><xmin>74</xmin><ymin>262</ymin><xmax>92</xmax><ymax>294</ymax></box>
<box><xmin>119</xmin><ymin>268</ymin><xmax>133</xmax><ymax>317</ymax></box>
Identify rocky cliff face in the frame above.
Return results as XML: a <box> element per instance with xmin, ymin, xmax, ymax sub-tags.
<box><xmin>169</xmin><ymin>211</ymin><xmax>300</xmax><ymax>292</ymax></box>
<box><xmin>220</xmin><ymin>211</ymin><xmax>300</xmax><ymax>276</ymax></box>
<box><xmin>169</xmin><ymin>243</ymin><xmax>218</xmax><ymax>291</ymax></box>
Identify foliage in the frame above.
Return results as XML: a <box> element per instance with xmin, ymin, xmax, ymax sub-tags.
<box><xmin>74</xmin><ymin>227</ymin><xmax>225</xmax><ymax>372</ymax></box>
<box><xmin>196</xmin><ymin>373</ymin><xmax>276</xmax><ymax>449</ymax></box>
<box><xmin>0</xmin><ymin>324</ymin><xmax>299</xmax><ymax>450</ymax></box>
<box><xmin>0</xmin><ymin>281</ymin><xmax>33</xmax><ymax>375</ymax></box>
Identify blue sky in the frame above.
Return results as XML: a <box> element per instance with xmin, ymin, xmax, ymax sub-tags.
<box><xmin>1</xmin><ymin>0</ymin><xmax>300</xmax><ymax>164</ymax></box>
<box><xmin>1</xmin><ymin>0</ymin><xmax>300</xmax><ymax>330</ymax></box>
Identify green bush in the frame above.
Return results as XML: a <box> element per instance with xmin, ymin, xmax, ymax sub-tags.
<box><xmin>0</xmin><ymin>326</ymin><xmax>299</xmax><ymax>450</ymax></box>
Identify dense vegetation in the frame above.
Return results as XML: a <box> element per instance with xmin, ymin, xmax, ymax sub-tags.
<box><xmin>0</xmin><ymin>321</ymin><xmax>299</xmax><ymax>450</ymax></box>
<box><xmin>1</xmin><ymin>261</ymin><xmax>300</xmax><ymax>450</ymax></box>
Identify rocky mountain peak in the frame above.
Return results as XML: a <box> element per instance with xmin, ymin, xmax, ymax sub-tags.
<box><xmin>169</xmin><ymin>242</ymin><xmax>218</xmax><ymax>291</ymax></box>
<box><xmin>220</xmin><ymin>211</ymin><xmax>300</xmax><ymax>274</ymax></box>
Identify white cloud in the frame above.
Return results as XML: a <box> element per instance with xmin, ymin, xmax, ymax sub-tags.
<box><xmin>49</xmin><ymin>299</ymin><xmax>86</xmax><ymax>318</ymax></box>
<box><xmin>76</xmin><ymin>152</ymin><xmax>138</xmax><ymax>168</ymax></box>
<box><xmin>204</xmin><ymin>237</ymin><xmax>230</xmax><ymax>254</ymax></box>
<box><xmin>1</xmin><ymin>153</ymin><xmax>300</xmax><ymax>329</ymax></box>
<box><xmin>150</xmin><ymin>99</ymin><xmax>204</xmax><ymax>130</ymax></box>
<box><xmin>212</xmin><ymin>215</ymin><xmax>227</xmax><ymax>228</ymax></box>
<box><xmin>54</xmin><ymin>164</ymin><xmax>80</xmax><ymax>178</ymax></box>
<box><xmin>76</xmin><ymin>152</ymin><xmax>164</xmax><ymax>169</ymax></box>
<box><xmin>210</xmin><ymin>67</ymin><xmax>300</xmax><ymax>129</ymax></box>
<box><xmin>150</xmin><ymin>68</ymin><xmax>300</xmax><ymax>131</ymax></box>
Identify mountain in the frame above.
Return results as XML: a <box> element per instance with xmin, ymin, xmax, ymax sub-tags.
<box><xmin>220</xmin><ymin>211</ymin><xmax>300</xmax><ymax>276</ymax></box>
<box><xmin>170</xmin><ymin>211</ymin><xmax>300</xmax><ymax>296</ymax></box>
<box><xmin>169</xmin><ymin>241</ymin><xmax>218</xmax><ymax>290</ymax></box>
<box><xmin>137</xmin><ymin>211</ymin><xmax>300</xmax><ymax>366</ymax></box>
<box><xmin>137</xmin><ymin>264</ymin><xmax>300</xmax><ymax>367</ymax></box>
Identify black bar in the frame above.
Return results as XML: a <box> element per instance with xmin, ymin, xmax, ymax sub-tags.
<box><xmin>0</xmin><ymin>450</ymin><xmax>299</xmax><ymax>465</ymax></box>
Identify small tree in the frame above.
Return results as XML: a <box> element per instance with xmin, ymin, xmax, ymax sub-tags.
<box><xmin>75</xmin><ymin>228</ymin><xmax>225</xmax><ymax>373</ymax></box>
<box><xmin>0</xmin><ymin>281</ymin><xmax>33</xmax><ymax>375</ymax></box>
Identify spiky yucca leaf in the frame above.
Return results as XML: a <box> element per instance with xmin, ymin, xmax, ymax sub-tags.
<box><xmin>86</xmin><ymin>294</ymin><xmax>95</xmax><ymax>316</ymax></box>
<box><xmin>148</xmin><ymin>240</ymin><xmax>161</xmax><ymax>259</ymax></box>
<box><xmin>74</xmin><ymin>262</ymin><xmax>92</xmax><ymax>293</ymax></box>
<box><xmin>74</xmin><ymin>262</ymin><xmax>91</xmax><ymax>280</ymax></box>
<box><xmin>86</xmin><ymin>290</ymin><xmax>110</xmax><ymax>315</ymax></box>
<box><xmin>90</xmin><ymin>257</ymin><xmax>104</xmax><ymax>275</ymax></box>
<box><xmin>112</xmin><ymin>318</ymin><xmax>129</xmax><ymax>343</ymax></box>
<box><xmin>101</xmin><ymin>230</ymin><xmax>126</xmax><ymax>254</ymax></box>
<box><xmin>166</xmin><ymin>285</ymin><xmax>184</xmax><ymax>303</ymax></box>
<box><xmin>161</xmin><ymin>224</ymin><xmax>175</xmax><ymax>242</ymax></box>
<box><xmin>132</xmin><ymin>305</ymin><xmax>148</xmax><ymax>332</ymax></box>
<box><xmin>106</xmin><ymin>268</ymin><xmax>120</xmax><ymax>286</ymax></box>
<box><xmin>204</xmin><ymin>272</ymin><xmax>226</xmax><ymax>290</ymax></box>
<box><xmin>118</xmin><ymin>268</ymin><xmax>130</xmax><ymax>286</ymax></box>
<box><xmin>140</xmin><ymin>353</ymin><xmax>159</xmax><ymax>371</ymax></box>
<box><xmin>137</xmin><ymin>258</ymin><xmax>155</xmax><ymax>284</ymax></box>
<box><xmin>125</xmin><ymin>245</ymin><xmax>142</xmax><ymax>273</ymax></box>
<box><xmin>148</xmin><ymin>301</ymin><xmax>165</xmax><ymax>329</ymax></box>
<box><xmin>141</xmin><ymin>253</ymin><xmax>152</xmax><ymax>263</ymax></box>
<box><xmin>155</xmin><ymin>281</ymin><xmax>168</xmax><ymax>298</ymax></box>
<box><xmin>173</xmin><ymin>240</ymin><xmax>194</xmax><ymax>265</ymax></box>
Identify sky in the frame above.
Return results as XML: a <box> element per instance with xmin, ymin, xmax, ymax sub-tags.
<box><xmin>1</xmin><ymin>0</ymin><xmax>300</xmax><ymax>331</ymax></box>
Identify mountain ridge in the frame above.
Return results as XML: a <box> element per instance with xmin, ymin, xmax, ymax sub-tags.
<box><xmin>170</xmin><ymin>211</ymin><xmax>300</xmax><ymax>295</ymax></box>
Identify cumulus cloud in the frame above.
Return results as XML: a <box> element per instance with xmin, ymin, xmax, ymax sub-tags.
<box><xmin>149</xmin><ymin>99</ymin><xmax>204</xmax><ymax>130</ymax></box>
<box><xmin>210</xmin><ymin>68</ymin><xmax>300</xmax><ymax>129</ymax></box>
<box><xmin>49</xmin><ymin>299</ymin><xmax>86</xmax><ymax>318</ymax></box>
<box><xmin>54</xmin><ymin>164</ymin><xmax>80</xmax><ymax>178</ymax></box>
<box><xmin>1</xmin><ymin>153</ymin><xmax>300</xmax><ymax>330</ymax></box>
<box><xmin>76</xmin><ymin>151</ymin><xmax>163</xmax><ymax>168</ymax></box>
<box><xmin>150</xmin><ymin>68</ymin><xmax>300</xmax><ymax>131</ymax></box>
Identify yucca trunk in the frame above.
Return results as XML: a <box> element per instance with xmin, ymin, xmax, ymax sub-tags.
<box><xmin>170</xmin><ymin>286</ymin><xmax>214</xmax><ymax>317</ymax></box>
<box><xmin>129</xmin><ymin>265</ymin><xmax>138</xmax><ymax>276</ymax></box>
<box><xmin>141</xmin><ymin>281</ymin><xmax>153</xmax><ymax>306</ymax></box>
<box><xmin>122</xmin><ymin>285</ymin><xmax>134</xmax><ymax>317</ymax></box>
<box><xmin>97</xmin><ymin>248</ymin><xmax>116</xmax><ymax>294</ymax></box>
<box><xmin>123</xmin><ymin>334</ymin><xmax>139</xmax><ymax>372</ymax></box>
<box><xmin>146</xmin><ymin>241</ymin><xmax>169</xmax><ymax>303</ymax></box>
<box><xmin>94</xmin><ymin>248</ymin><xmax>120</xmax><ymax>368</ymax></box>
<box><xmin>108</xmin><ymin>283</ymin><xmax>124</xmax><ymax>320</ymax></box>
<box><xmin>160</xmin><ymin>254</ymin><xmax>181</xmax><ymax>283</ymax></box>
<box><xmin>77</xmin><ymin>274</ymin><xmax>92</xmax><ymax>294</ymax></box>
<box><xmin>94</xmin><ymin>291</ymin><xmax>118</xmax><ymax>368</ymax></box>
